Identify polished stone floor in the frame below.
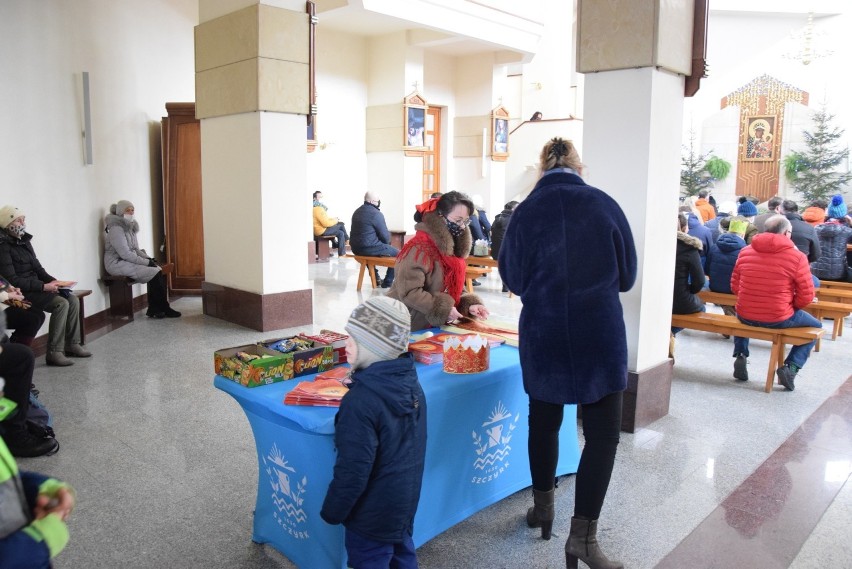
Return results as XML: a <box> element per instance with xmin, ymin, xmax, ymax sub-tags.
<box><xmin>20</xmin><ymin>256</ymin><xmax>852</xmax><ymax>568</ymax></box>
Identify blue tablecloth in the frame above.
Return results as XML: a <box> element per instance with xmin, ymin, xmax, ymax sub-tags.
<box><xmin>214</xmin><ymin>344</ymin><xmax>579</xmax><ymax>569</ymax></box>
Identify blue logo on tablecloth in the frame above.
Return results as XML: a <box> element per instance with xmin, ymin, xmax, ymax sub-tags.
<box><xmin>263</xmin><ymin>444</ymin><xmax>310</xmax><ymax>540</ymax></box>
<box><xmin>471</xmin><ymin>401</ymin><xmax>519</xmax><ymax>485</ymax></box>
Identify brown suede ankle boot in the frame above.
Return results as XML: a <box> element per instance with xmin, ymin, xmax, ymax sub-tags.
<box><xmin>526</xmin><ymin>488</ymin><xmax>555</xmax><ymax>540</ymax></box>
<box><xmin>565</xmin><ymin>517</ymin><xmax>622</xmax><ymax>569</ymax></box>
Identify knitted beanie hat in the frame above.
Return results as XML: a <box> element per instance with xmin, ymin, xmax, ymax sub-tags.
<box><xmin>827</xmin><ymin>194</ymin><xmax>847</xmax><ymax>219</ymax></box>
<box><xmin>345</xmin><ymin>297</ymin><xmax>411</xmax><ymax>362</ymax></box>
<box><xmin>110</xmin><ymin>200</ymin><xmax>135</xmax><ymax>216</ymax></box>
<box><xmin>0</xmin><ymin>205</ymin><xmax>24</xmax><ymax>229</ymax></box>
<box><xmin>737</xmin><ymin>199</ymin><xmax>758</xmax><ymax>217</ymax></box>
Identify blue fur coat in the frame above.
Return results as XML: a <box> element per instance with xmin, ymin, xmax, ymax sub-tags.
<box><xmin>498</xmin><ymin>171</ymin><xmax>637</xmax><ymax>405</ymax></box>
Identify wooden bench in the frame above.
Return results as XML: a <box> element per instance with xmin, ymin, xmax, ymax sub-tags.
<box><xmin>102</xmin><ymin>275</ymin><xmax>135</xmax><ymax>320</ymax></box>
<box><xmin>345</xmin><ymin>254</ymin><xmax>397</xmax><ymax>291</ymax></box>
<box><xmin>671</xmin><ymin>312</ymin><xmax>824</xmax><ymax>393</ymax></box>
<box><xmin>465</xmin><ymin>266</ymin><xmax>490</xmax><ymax>293</ymax></box>
<box><xmin>815</xmin><ymin>287</ymin><xmax>852</xmax><ymax>306</ymax></box>
<box><xmin>818</xmin><ymin>280</ymin><xmax>852</xmax><ymax>293</ymax></box>
<box><xmin>73</xmin><ymin>290</ymin><xmax>92</xmax><ymax>344</ymax></box>
<box><xmin>313</xmin><ymin>235</ymin><xmax>336</xmax><ymax>263</ymax></box>
<box><xmin>465</xmin><ymin>256</ymin><xmax>514</xmax><ymax>296</ymax></box>
<box><xmin>699</xmin><ymin>290</ymin><xmax>850</xmax><ymax>343</ymax></box>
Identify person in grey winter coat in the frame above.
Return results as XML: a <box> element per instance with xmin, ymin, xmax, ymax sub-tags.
<box><xmin>104</xmin><ymin>200</ymin><xmax>180</xmax><ymax>319</ymax></box>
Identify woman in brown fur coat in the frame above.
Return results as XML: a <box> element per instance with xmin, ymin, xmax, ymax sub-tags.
<box><xmin>386</xmin><ymin>191</ymin><xmax>489</xmax><ymax>331</ymax></box>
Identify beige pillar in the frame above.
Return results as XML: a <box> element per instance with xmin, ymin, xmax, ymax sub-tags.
<box><xmin>577</xmin><ymin>0</ymin><xmax>695</xmax><ymax>431</ymax></box>
<box><xmin>195</xmin><ymin>1</ymin><xmax>313</xmax><ymax>331</ymax></box>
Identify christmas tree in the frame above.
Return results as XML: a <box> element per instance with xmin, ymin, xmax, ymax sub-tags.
<box><xmin>786</xmin><ymin>105</ymin><xmax>851</xmax><ymax>203</ymax></box>
<box><xmin>680</xmin><ymin>130</ymin><xmax>713</xmax><ymax>197</ymax></box>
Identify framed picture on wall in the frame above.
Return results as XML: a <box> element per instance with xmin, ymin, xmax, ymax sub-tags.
<box><xmin>742</xmin><ymin>115</ymin><xmax>776</xmax><ymax>162</ymax></box>
<box><xmin>491</xmin><ymin>106</ymin><xmax>510</xmax><ymax>161</ymax></box>
<box><xmin>403</xmin><ymin>92</ymin><xmax>428</xmax><ymax>150</ymax></box>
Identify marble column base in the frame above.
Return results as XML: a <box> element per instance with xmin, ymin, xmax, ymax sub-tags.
<box><xmin>621</xmin><ymin>359</ymin><xmax>673</xmax><ymax>433</ymax></box>
<box><xmin>202</xmin><ymin>282</ymin><xmax>312</xmax><ymax>332</ymax></box>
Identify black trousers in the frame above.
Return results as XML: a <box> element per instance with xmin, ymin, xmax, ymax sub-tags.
<box><xmin>147</xmin><ymin>272</ymin><xmax>170</xmax><ymax>313</ymax></box>
<box><xmin>0</xmin><ymin>342</ymin><xmax>35</xmax><ymax>431</ymax></box>
<box><xmin>4</xmin><ymin>306</ymin><xmax>46</xmax><ymax>346</ymax></box>
<box><xmin>528</xmin><ymin>391</ymin><xmax>623</xmax><ymax>519</ymax></box>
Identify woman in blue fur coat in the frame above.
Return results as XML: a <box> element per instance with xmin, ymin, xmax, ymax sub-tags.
<box><xmin>499</xmin><ymin>138</ymin><xmax>636</xmax><ymax>569</ymax></box>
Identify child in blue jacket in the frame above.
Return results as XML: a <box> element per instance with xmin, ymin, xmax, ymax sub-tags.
<box><xmin>321</xmin><ymin>297</ymin><xmax>427</xmax><ymax>569</ymax></box>
<box><xmin>0</xmin><ymin>375</ymin><xmax>74</xmax><ymax>568</ymax></box>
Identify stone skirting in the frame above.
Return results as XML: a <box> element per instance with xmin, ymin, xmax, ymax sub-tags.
<box><xmin>621</xmin><ymin>359</ymin><xmax>673</xmax><ymax>433</ymax></box>
<box><xmin>201</xmin><ymin>282</ymin><xmax>313</xmax><ymax>332</ymax></box>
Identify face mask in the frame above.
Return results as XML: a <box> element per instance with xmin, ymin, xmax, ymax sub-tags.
<box><xmin>124</xmin><ymin>214</ymin><xmax>134</xmax><ymax>222</ymax></box>
<box><xmin>445</xmin><ymin>219</ymin><xmax>465</xmax><ymax>237</ymax></box>
<box><xmin>8</xmin><ymin>224</ymin><xmax>25</xmax><ymax>237</ymax></box>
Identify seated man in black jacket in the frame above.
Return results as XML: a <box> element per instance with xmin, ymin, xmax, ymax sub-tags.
<box><xmin>0</xmin><ymin>206</ymin><xmax>91</xmax><ymax>367</ymax></box>
<box><xmin>350</xmin><ymin>192</ymin><xmax>398</xmax><ymax>288</ymax></box>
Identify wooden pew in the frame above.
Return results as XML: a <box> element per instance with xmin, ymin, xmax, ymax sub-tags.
<box><xmin>671</xmin><ymin>311</ymin><xmax>824</xmax><ymax>393</ymax></box>
<box><xmin>698</xmin><ymin>290</ymin><xmax>850</xmax><ymax>344</ymax></box>
<box><xmin>815</xmin><ymin>287</ymin><xmax>852</xmax><ymax>305</ymax></box>
<box><xmin>465</xmin><ymin>266</ymin><xmax>490</xmax><ymax>293</ymax></box>
<box><xmin>345</xmin><ymin>255</ymin><xmax>396</xmax><ymax>291</ymax></box>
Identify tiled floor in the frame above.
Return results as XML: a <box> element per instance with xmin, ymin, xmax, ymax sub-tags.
<box><xmin>19</xmin><ymin>256</ymin><xmax>852</xmax><ymax>568</ymax></box>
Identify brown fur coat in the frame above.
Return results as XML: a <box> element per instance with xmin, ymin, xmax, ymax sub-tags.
<box><xmin>386</xmin><ymin>211</ymin><xmax>484</xmax><ymax>330</ymax></box>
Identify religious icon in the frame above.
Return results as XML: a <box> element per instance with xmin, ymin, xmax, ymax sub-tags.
<box><xmin>743</xmin><ymin>116</ymin><xmax>776</xmax><ymax>161</ymax></box>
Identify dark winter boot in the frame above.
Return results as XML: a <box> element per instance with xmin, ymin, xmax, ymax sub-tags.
<box><xmin>526</xmin><ymin>488</ymin><xmax>555</xmax><ymax>540</ymax></box>
<box><xmin>565</xmin><ymin>517</ymin><xmax>623</xmax><ymax>569</ymax></box>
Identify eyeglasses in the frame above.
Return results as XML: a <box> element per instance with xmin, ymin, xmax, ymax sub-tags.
<box><xmin>447</xmin><ymin>216</ymin><xmax>471</xmax><ymax>227</ymax></box>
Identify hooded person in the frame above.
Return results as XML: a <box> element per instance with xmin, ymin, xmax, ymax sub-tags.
<box><xmin>104</xmin><ymin>200</ymin><xmax>180</xmax><ymax>319</ymax></box>
<box><xmin>0</xmin><ymin>206</ymin><xmax>91</xmax><ymax>367</ymax></box>
<box><xmin>321</xmin><ymin>297</ymin><xmax>427</xmax><ymax>568</ymax></box>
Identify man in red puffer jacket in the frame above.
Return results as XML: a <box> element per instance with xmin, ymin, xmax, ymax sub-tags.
<box><xmin>730</xmin><ymin>215</ymin><xmax>821</xmax><ymax>391</ymax></box>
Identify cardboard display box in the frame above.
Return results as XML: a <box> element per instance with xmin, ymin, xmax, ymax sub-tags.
<box><xmin>214</xmin><ymin>344</ymin><xmax>295</xmax><ymax>388</ymax></box>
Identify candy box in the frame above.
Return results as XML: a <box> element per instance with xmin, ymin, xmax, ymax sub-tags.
<box><xmin>214</xmin><ymin>344</ymin><xmax>294</xmax><ymax>388</ymax></box>
<box><xmin>260</xmin><ymin>336</ymin><xmax>335</xmax><ymax>379</ymax></box>
<box><xmin>300</xmin><ymin>329</ymin><xmax>349</xmax><ymax>364</ymax></box>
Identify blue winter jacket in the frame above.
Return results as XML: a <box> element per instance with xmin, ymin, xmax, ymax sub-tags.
<box><xmin>686</xmin><ymin>213</ymin><xmax>712</xmax><ymax>260</ymax></box>
<box><xmin>320</xmin><ymin>354</ymin><xmax>426</xmax><ymax>542</ymax></box>
<box><xmin>350</xmin><ymin>203</ymin><xmax>391</xmax><ymax>254</ymax></box>
<box><xmin>498</xmin><ymin>171</ymin><xmax>637</xmax><ymax>405</ymax></box>
<box><xmin>705</xmin><ymin>233</ymin><xmax>747</xmax><ymax>294</ymax></box>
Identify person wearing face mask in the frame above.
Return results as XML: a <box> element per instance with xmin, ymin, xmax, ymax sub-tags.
<box><xmin>103</xmin><ymin>200</ymin><xmax>180</xmax><ymax>320</ymax></box>
<box><xmin>350</xmin><ymin>191</ymin><xmax>398</xmax><ymax>288</ymax></box>
<box><xmin>0</xmin><ymin>206</ymin><xmax>91</xmax><ymax>367</ymax></box>
<box><xmin>387</xmin><ymin>191</ymin><xmax>489</xmax><ymax>331</ymax></box>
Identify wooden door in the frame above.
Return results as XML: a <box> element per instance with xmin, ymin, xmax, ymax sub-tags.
<box><xmin>162</xmin><ymin>103</ymin><xmax>204</xmax><ymax>293</ymax></box>
<box><xmin>422</xmin><ymin>106</ymin><xmax>442</xmax><ymax>202</ymax></box>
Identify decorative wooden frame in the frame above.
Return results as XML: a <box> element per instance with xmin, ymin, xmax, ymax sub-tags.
<box><xmin>403</xmin><ymin>92</ymin><xmax>428</xmax><ymax>154</ymax></box>
<box><xmin>491</xmin><ymin>106</ymin><xmax>510</xmax><ymax>161</ymax></box>
<box><xmin>742</xmin><ymin>115</ymin><xmax>776</xmax><ymax>162</ymax></box>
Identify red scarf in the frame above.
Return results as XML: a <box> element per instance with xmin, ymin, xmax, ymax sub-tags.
<box><xmin>398</xmin><ymin>230</ymin><xmax>466</xmax><ymax>304</ymax></box>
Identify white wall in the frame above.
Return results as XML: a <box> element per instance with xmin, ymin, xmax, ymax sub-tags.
<box><xmin>684</xmin><ymin>9</ymin><xmax>851</xmax><ymax>202</ymax></box>
<box><xmin>309</xmin><ymin>28</ymin><xmax>370</xmax><ymax>224</ymax></box>
<box><xmin>0</xmin><ymin>1</ymin><xmax>197</xmax><ymax>327</ymax></box>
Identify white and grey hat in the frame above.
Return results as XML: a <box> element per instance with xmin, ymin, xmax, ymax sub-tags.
<box><xmin>345</xmin><ymin>296</ymin><xmax>411</xmax><ymax>361</ymax></box>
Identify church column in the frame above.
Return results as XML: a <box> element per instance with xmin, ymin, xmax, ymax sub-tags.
<box><xmin>577</xmin><ymin>1</ymin><xmax>695</xmax><ymax>431</ymax></box>
<box><xmin>195</xmin><ymin>0</ymin><xmax>313</xmax><ymax>331</ymax></box>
